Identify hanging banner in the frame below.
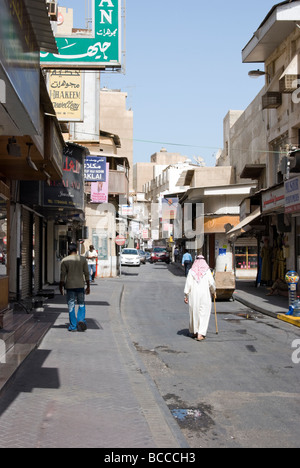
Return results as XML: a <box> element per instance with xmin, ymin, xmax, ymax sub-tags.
<box><xmin>162</xmin><ymin>198</ymin><xmax>179</xmax><ymax>221</ymax></box>
<box><xmin>40</xmin><ymin>0</ymin><xmax>122</xmax><ymax>69</ymax></box>
<box><xmin>90</xmin><ymin>163</ymin><xmax>109</xmax><ymax>203</ymax></box>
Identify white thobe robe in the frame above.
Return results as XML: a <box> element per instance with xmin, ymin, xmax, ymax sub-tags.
<box><xmin>184</xmin><ymin>269</ymin><xmax>216</xmax><ymax>337</ymax></box>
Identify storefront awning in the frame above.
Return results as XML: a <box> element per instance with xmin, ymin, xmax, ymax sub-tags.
<box><xmin>24</xmin><ymin>0</ymin><xmax>58</xmax><ymax>53</ymax></box>
<box><xmin>227</xmin><ymin>208</ymin><xmax>261</xmax><ymax>239</ymax></box>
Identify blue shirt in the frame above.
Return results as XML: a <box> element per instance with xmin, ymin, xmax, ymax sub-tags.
<box><xmin>182</xmin><ymin>253</ymin><xmax>193</xmax><ymax>265</ymax></box>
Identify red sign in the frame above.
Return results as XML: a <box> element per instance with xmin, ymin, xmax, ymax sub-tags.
<box><xmin>115</xmin><ymin>235</ymin><xmax>126</xmax><ymax>246</ymax></box>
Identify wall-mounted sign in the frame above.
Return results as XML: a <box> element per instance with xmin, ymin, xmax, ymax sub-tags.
<box><xmin>262</xmin><ymin>185</ymin><xmax>285</xmax><ymax>213</ymax></box>
<box><xmin>285</xmin><ymin>176</ymin><xmax>300</xmax><ymax>214</ymax></box>
<box><xmin>43</xmin><ymin>144</ymin><xmax>85</xmax><ymax>210</ymax></box>
<box><xmin>84</xmin><ymin>156</ymin><xmax>107</xmax><ymax>181</ymax></box>
<box><xmin>40</xmin><ymin>0</ymin><xmax>122</xmax><ymax>69</ymax></box>
<box><xmin>48</xmin><ymin>70</ymin><xmax>84</xmax><ymax>121</ymax></box>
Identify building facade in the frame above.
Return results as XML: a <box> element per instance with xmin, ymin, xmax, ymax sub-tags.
<box><xmin>218</xmin><ymin>0</ymin><xmax>300</xmax><ymax>283</ymax></box>
<box><xmin>0</xmin><ymin>1</ymin><xmax>67</xmax><ymax>311</ymax></box>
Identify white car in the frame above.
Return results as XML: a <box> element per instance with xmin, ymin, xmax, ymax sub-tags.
<box><xmin>121</xmin><ymin>248</ymin><xmax>141</xmax><ymax>267</ymax></box>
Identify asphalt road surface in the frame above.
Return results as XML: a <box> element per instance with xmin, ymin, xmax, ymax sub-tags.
<box><xmin>121</xmin><ymin>262</ymin><xmax>300</xmax><ymax>448</ymax></box>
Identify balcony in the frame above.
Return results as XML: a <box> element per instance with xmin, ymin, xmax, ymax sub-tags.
<box><xmin>85</xmin><ymin>170</ymin><xmax>129</xmax><ymax>199</ymax></box>
<box><xmin>109</xmin><ymin>170</ymin><xmax>129</xmax><ymax>197</ymax></box>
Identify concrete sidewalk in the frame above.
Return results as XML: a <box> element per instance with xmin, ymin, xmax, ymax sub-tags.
<box><xmin>0</xmin><ymin>279</ymin><xmax>188</xmax><ymax>448</ymax></box>
<box><xmin>234</xmin><ymin>280</ymin><xmax>300</xmax><ymax>328</ymax></box>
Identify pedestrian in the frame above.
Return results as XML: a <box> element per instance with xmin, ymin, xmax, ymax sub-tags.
<box><xmin>85</xmin><ymin>244</ymin><xmax>98</xmax><ymax>282</ymax></box>
<box><xmin>182</xmin><ymin>249</ymin><xmax>193</xmax><ymax>277</ymax></box>
<box><xmin>174</xmin><ymin>246</ymin><xmax>179</xmax><ymax>263</ymax></box>
<box><xmin>184</xmin><ymin>255</ymin><xmax>216</xmax><ymax>342</ymax></box>
<box><xmin>59</xmin><ymin>243</ymin><xmax>90</xmax><ymax>332</ymax></box>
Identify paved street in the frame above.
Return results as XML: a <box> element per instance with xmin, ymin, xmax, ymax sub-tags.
<box><xmin>121</xmin><ymin>263</ymin><xmax>300</xmax><ymax>448</ymax></box>
<box><xmin>0</xmin><ymin>262</ymin><xmax>300</xmax><ymax>448</ymax></box>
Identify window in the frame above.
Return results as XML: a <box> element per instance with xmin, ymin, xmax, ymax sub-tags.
<box><xmin>235</xmin><ymin>246</ymin><xmax>257</xmax><ymax>270</ymax></box>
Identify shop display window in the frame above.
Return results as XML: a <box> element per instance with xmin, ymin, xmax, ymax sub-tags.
<box><xmin>0</xmin><ymin>199</ymin><xmax>7</xmax><ymax>277</ymax></box>
<box><xmin>235</xmin><ymin>246</ymin><xmax>258</xmax><ymax>270</ymax></box>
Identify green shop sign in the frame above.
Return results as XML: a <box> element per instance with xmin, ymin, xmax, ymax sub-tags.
<box><xmin>41</xmin><ymin>0</ymin><xmax>122</xmax><ymax>69</ymax></box>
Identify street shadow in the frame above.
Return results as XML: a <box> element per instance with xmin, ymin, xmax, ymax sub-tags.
<box><xmin>52</xmin><ymin>318</ymin><xmax>103</xmax><ymax>330</ymax></box>
<box><xmin>167</xmin><ymin>263</ymin><xmax>185</xmax><ymax>277</ymax></box>
<box><xmin>121</xmin><ymin>271</ymin><xmax>139</xmax><ymax>276</ymax></box>
<box><xmin>177</xmin><ymin>328</ymin><xmax>190</xmax><ymax>337</ymax></box>
<box><xmin>85</xmin><ymin>301</ymin><xmax>110</xmax><ymax>306</ymax></box>
<box><xmin>0</xmin><ymin>349</ymin><xmax>60</xmax><ymax>417</ymax></box>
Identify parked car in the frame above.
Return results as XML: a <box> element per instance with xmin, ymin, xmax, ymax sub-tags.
<box><xmin>150</xmin><ymin>247</ymin><xmax>170</xmax><ymax>264</ymax></box>
<box><xmin>121</xmin><ymin>248</ymin><xmax>141</xmax><ymax>267</ymax></box>
<box><xmin>145</xmin><ymin>252</ymin><xmax>151</xmax><ymax>262</ymax></box>
<box><xmin>138</xmin><ymin>250</ymin><xmax>147</xmax><ymax>264</ymax></box>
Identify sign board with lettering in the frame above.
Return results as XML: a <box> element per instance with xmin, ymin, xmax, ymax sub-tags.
<box><xmin>84</xmin><ymin>156</ymin><xmax>107</xmax><ymax>181</ymax></box>
<box><xmin>40</xmin><ymin>0</ymin><xmax>122</xmax><ymax>69</ymax></box>
<box><xmin>43</xmin><ymin>144</ymin><xmax>85</xmax><ymax>210</ymax></box>
<box><xmin>262</xmin><ymin>185</ymin><xmax>285</xmax><ymax>213</ymax></box>
<box><xmin>285</xmin><ymin>176</ymin><xmax>300</xmax><ymax>214</ymax></box>
<box><xmin>48</xmin><ymin>70</ymin><xmax>84</xmax><ymax>121</ymax></box>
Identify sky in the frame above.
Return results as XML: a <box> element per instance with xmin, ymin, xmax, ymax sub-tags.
<box><xmin>58</xmin><ymin>0</ymin><xmax>278</xmax><ymax>166</ymax></box>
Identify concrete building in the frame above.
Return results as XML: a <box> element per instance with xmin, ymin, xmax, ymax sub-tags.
<box><xmin>100</xmin><ymin>88</ymin><xmax>134</xmax><ymax>190</ymax></box>
<box><xmin>218</xmin><ymin>0</ymin><xmax>300</xmax><ymax>281</ymax></box>
<box><xmin>44</xmin><ymin>5</ymin><xmax>132</xmax><ymax>278</ymax></box>
<box><xmin>177</xmin><ymin>167</ymin><xmax>255</xmax><ymax>276</ymax></box>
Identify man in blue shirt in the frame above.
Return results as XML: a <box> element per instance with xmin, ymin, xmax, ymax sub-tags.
<box><xmin>182</xmin><ymin>249</ymin><xmax>193</xmax><ymax>277</ymax></box>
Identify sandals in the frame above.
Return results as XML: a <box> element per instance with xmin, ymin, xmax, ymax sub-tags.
<box><xmin>194</xmin><ymin>335</ymin><xmax>206</xmax><ymax>342</ymax></box>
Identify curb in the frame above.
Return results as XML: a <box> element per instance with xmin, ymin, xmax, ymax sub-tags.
<box><xmin>277</xmin><ymin>314</ymin><xmax>300</xmax><ymax>328</ymax></box>
<box><xmin>233</xmin><ymin>292</ymin><xmax>279</xmax><ymax>319</ymax></box>
<box><xmin>234</xmin><ymin>291</ymin><xmax>300</xmax><ymax>328</ymax></box>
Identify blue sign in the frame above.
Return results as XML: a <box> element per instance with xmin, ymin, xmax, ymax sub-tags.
<box><xmin>84</xmin><ymin>156</ymin><xmax>107</xmax><ymax>181</ymax></box>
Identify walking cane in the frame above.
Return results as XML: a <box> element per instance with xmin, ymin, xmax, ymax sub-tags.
<box><xmin>214</xmin><ymin>295</ymin><xmax>219</xmax><ymax>335</ymax></box>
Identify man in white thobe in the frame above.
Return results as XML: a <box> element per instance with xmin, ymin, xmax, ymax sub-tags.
<box><xmin>184</xmin><ymin>256</ymin><xmax>216</xmax><ymax>341</ymax></box>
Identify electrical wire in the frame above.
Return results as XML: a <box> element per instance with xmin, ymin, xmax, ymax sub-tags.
<box><xmin>65</xmin><ymin>128</ymin><xmax>294</xmax><ymax>155</ymax></box>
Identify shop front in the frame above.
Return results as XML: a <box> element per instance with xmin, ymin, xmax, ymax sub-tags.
<box><xmin>252</xmin><ymin>183</ymin><xmax>294</xmax><ymax>286</ymax></box>
<box><xmin>42</xmin><ymin>143</ymin><xmax>89</xmax><ymax>283</ymax></box>
<box><xmin>203</xmin><ymin>216</ymin><xmax>240</xmax><ymax>271</ymax></box>
<box><xmin>0</xmin><ymin>1</ymin><xmax>60</xmax><ymax>304</ymax></box>
<box><xmin>227</xmin><ymin>207</ymin><xmax>262</xmax><ymax>280</ymax></box>
<box><xmin>0</xmin><ymin>182</ymin><xmax>9</xmax><ymax>312</ymax></box>
<box><xmin>285</xmin><ymin>175</ymin><xmax>300</xmax><ymax>272</ymax></box>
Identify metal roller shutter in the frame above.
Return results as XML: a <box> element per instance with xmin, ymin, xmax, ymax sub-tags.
<box><xmin>21</xmin><ymin>208</ymin><xmax>32</xmax><ymax>298</ymax></box>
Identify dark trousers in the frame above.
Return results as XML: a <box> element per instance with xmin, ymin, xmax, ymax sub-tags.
<box><xmin>184</xmin><ymin>261</ymin><xmax>193</xmax><ymax>277</ymax></box>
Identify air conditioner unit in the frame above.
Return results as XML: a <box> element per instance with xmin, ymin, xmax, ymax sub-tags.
<box><xmin>279</xmin><ymin>74</ymin><xmax>300</xmax><ymax>93</ymax></box>
<box><xmin>46</xmin><ymin>1</ymin><xmax>58</xmax><ymax>21</ymax></box>
<box><xmin>262</xmin><ymin>92</ymin><xmax>282</xmax><ymax>109</ymax></box>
